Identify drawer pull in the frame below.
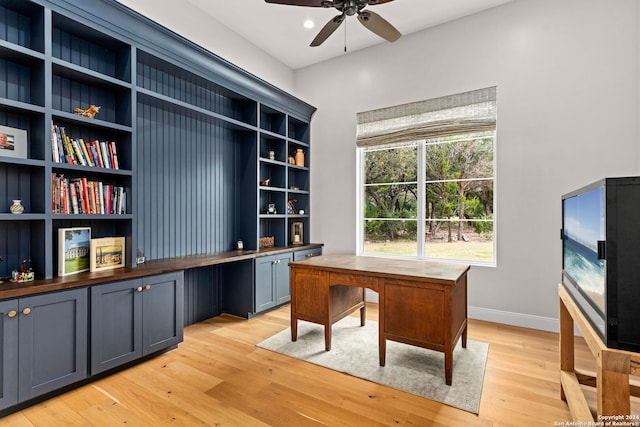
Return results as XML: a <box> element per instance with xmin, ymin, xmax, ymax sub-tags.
<box><xmin>22</xmin><ymin>308</ymin><xmax>31</xmax><ymax>316</ymax></box>
<box><xmin>7</xmin><ymin>310</ymin><xmax>17</xmax><ymax>318</ymax></box>
<box><xmin>136</xmin><ymin>286</ymin><xmax>143</xmax><ymax>292</ymax></box>
<box><xmin>145</xmin><ymin>285</ymin><xmax>151</xmax><ymax>291</ymax></box>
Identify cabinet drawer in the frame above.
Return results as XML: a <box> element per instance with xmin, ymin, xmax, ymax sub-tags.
<box><xmin>293</xmin><ymin>247</ymin><xmax>322</xmax><ymax>261</ymax></box>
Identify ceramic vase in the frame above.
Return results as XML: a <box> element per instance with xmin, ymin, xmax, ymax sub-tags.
<box><xmin>10</xmin><ymin>199</ymin><xmax>24</xmax><ymax>214</ymax></box>
<box><xmin>295</xmin><ymin>149</ymin><xmax>305</xmax><ymax>167</ymax></box>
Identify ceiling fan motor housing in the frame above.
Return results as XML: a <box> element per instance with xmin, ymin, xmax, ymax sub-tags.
<box><xmin>324</xmin><ymin>1</ymin><xmax>373</xmax><ymax>15</ymax></box>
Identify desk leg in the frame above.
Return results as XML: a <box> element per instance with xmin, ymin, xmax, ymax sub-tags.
<box><xmin>291</xmin><ymin>316</ymin><xmax>298</xmax><ymax>342</ymax></box>
<box><xmin>290</xmin><ymin>272</ymin><xmax>298</xmax><ymax>342</ymax></box>
<box><xmin>445</xmin><ymin>350</ymin><xmax>453</xmax><ymax>386</ymax></box>
<box><xmin>462</xmin><ymin>321</ymin><xmax>467</xmax><ymax>349</ymax></box>
<box><xmin>324</xmin><ymin>325</ymin><xmax>332</xmax><ymax>351</ymax></box>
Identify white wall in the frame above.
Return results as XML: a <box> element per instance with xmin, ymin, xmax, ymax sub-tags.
<box><xmin>116</xmin><ymin>0</ymin><xmax>295</xmax><ymax>93</ymax></box>
<box><xmin>294</xmin><ymin>0</ymin><xmax>639</xmax><ymax>330</ymax></box>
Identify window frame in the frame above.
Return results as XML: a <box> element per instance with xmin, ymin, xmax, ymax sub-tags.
<box><xmin>356</xmin><ymin>132</ymin><xmax>497</xmax><ymax>267</ymax></box>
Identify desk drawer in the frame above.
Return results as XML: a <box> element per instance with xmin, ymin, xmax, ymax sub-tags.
<box><xmin>329</xmin><ymin>272</ymin><xmax>379</xmax><ymax>291</ymax></box>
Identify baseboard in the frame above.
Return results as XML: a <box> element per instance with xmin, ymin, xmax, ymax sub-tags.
<box><xmin>468</xmin><ymin>306</ymin><xmax>560</xmax><ymax>333</ymax></box>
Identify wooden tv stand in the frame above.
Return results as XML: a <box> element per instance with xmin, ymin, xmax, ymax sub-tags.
<box><xmin>558</xmin><ymin>283</ymin><xmax>640</xmax><ymax>421</ymax></box>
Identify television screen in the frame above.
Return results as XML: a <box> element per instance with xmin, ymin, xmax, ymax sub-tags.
<box><xmin>562</xmin><ymin>186</ymin><xmax>605</xmax><ymax>316</ymax></box>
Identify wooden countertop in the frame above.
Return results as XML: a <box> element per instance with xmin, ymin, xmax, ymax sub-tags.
<box><xmin>0</xmin><ymin>243</ymin><xmax>323</xmax><ymax>300</ymax></box>
<box><xmin>289</xmin><ymin>254</ymin><xmax>470</xmax><ymax>285</ymax></box>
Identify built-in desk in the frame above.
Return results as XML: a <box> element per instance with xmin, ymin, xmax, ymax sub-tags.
<box><xmin>289</xmin><ymin>254</ymin><xmax>470</xmax><ymax>385</ymax></box>
<box><xmin>0</xmin><ymin>244</ymin><xmax>323</xmax><ymax>301</ymax></box>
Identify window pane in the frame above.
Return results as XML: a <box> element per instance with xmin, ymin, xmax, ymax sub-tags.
<box><xmin>425</xmin><ymin>220</ymin><xmax>493</xmax><ymax>262</ymax></box>
<box><xmin>425</xmin><ymin>133</ymin><xmax>494</xmax><ymax>182</ymax></box>
<box><xmin>364</xmin><ymin>219</ymin><xmax>417</xmax><ymax>256</ymax></box>
<box><xmin>365</xmin><ymin>145</ymin><xmax>417</xmax><ymax>184</ymax></box>
<box><xmin>365</xmin><ymin>184</ymin><xmax>417</xmax><ymax>219</ymax></box>
<box><xmin>426</xmin><ymin>181</ymin><xmax>493</xmax><ymax>220</ymax></box>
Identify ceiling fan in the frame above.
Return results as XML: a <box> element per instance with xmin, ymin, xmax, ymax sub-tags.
<box><xmin>265</xmin><ymin>0</ymin><xmax>401</xmax><ymax>47</ymax></box>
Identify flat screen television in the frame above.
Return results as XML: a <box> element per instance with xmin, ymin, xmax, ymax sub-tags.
<box><xmin>561</xmin><ymin>176</ymin><xmax>640</xmax><ymax>352</ymax></box>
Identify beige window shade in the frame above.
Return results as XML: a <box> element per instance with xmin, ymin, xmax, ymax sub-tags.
<box><xmin>356</xmin><ymin>87</ymin><xmax>496</xmax><ymax>148</ymax></box>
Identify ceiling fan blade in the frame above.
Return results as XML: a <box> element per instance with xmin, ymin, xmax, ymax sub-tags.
<box><xmin>357</xmin><ymin>10</ymin><xmax>401</xmax><ymax>42</ymax></box>
<box><xmin>264</xmin><ymin>0</ymin><xmax>328</xmax><ymax>6</ymax></box>
<box><xmin>310</xmin><ymin>14</ymin><xmax>345</xmax><ymax>47</ymax></box>
<box><xmin>367</xmin><ymin>0</ymin><xmax>396</xmax><ymax>5</ymax></box>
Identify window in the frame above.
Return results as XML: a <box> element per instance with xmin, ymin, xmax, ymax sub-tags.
<box><xmin>357</xmin><ymin>88</ymin><xmax>496</xmax><ymax>265</ymax></box>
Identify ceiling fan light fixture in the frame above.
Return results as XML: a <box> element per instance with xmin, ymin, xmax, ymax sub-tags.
<box><xmin>304</xmin><ymin>19</ymin><xmax>315</xmax><ymax>29</ymax></box>
<box><xmin>265</xmin><ymin>0</ymin><xmax>401</xmax><ymax>46</ymax></box>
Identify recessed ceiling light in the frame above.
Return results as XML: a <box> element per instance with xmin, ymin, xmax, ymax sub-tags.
<box><xmin>303</xmin><ymin>19</ymin><xmax>315</xmax><ymax>29</ymax></box>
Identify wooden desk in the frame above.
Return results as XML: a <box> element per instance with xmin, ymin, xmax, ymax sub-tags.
<box><xmin>559</xmin><ymin>283</ymin><xmax>640</xmax><ymax>421</ymax></box>
<box><xmin>289</xmin><ymin>254</ymin><xmax>470</xmax><ymax>385</ymax></box>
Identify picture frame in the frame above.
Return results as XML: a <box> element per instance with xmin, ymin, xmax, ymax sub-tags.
<box><xmin>58</xmin><ymin>227</ymin><xmax>91</xmax><ymax>276</ymax></box>
<box><xmin>90</xmin><ymin>236</ymin><xmax>126</xmax><ymax>272</ymax></box>
<box><xmin>291</xmin><ymin>221</ymin><xmax>304</xmax><ymax>245</ymax></box>
<box><xmin>0</xmin><ymin>125</ymin><xmax>27</xmax><ymax>159</ymax></box>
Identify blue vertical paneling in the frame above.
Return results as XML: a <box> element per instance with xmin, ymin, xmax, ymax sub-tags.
<box><xmin>183</xmin><ymin>266</ymin><xmax>221</xmax><ymax>326</ymax></box>
<box><xmin>136</xmin><ymin>95</ymin><xmax>254</xmax><ymax>260</ymax></box>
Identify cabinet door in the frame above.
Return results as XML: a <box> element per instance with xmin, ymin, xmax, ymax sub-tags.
<box><xmin>18</xmin><ymin>288</ymin><xmax>88</xmax><ymax>402</ymax></box>
<box><xmin>255</xmin><ymin>256</ymin><xmax>276</xmax><ymax>313</ymax></box>
<box><xmin>275</xmin><ymin>253</ymin><xmax>293</xmax><ymax>305</ymax></box>
<box><xmin>0</xmin><ymin>300</ymin><xmax>19</xmax><ymax>410</ymax></box>
<box><xmin>142</xmin><ymin>272</ymin><xmax>184</xmax><ymax>355</ymax></box>
<box><xmin>90</xmin><ymin>279</ymin><xmax>143</xmax><ymax>375</ymax></box>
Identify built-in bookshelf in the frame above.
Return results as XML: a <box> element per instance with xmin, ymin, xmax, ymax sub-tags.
<box><xmin>258</xmin><ymin>109</ymin><xmax>311</xmax><ymax>248</ymax></box>
<box><xmin>0</xmin><ymin>0</ymin><xmax>315</xmax><ymax>280</ymax></box>
<box><xmin>0</xmin><ymin>0</ymin><xmax>134</xmax><ymax>278</ymax></box>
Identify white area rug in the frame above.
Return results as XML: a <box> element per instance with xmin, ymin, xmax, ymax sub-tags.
<box><xmin>257</xmin><ymin>316</ymin><xmax>488</xmax><ymax>414</ymax></box>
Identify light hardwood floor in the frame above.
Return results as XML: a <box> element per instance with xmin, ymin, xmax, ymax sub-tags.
<box><xmin>0</xmin><ymin>303</ymin><xmax>610</xmax><ymax>426</ymax></box>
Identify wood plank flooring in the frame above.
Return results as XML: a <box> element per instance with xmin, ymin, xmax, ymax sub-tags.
<box><xmin>0</xmin><ymin>303</ymin><xmax>617</xmax><ymax>426</ymax></box>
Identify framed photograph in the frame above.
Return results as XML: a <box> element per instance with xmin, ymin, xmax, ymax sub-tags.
<box><xmin>58</xmin><ymin>227</ymin><xmax>91</xmax><ymax>276</ymax></box>
<box><xmin>90</xmin><ymin>237</ymin><xmax>126</xmax><ymax>272</ymax></box>
<box><xmin>0</xmin><ymin>125</ymin><xmax>27</xmax><ymax>159</ymax></box>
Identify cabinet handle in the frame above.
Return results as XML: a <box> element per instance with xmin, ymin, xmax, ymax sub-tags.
<box><xmin>136</xmin><ymin>286</ymin><xmax>143</xmax><ymax>292</ymax></box>
<box><xmin>22</xmin><ymin>308</ymin><xmax>31</xmax><ymax>316</ymax></box>
<box><xmin>7</xmin><ymin>310</ymin><xmax>17</xmax><ymax>318</ymax></box>
<box><xmin>145</xmin><ymin>285</ymin><xmax>151</xmax><ymax>291</ymax></box>
<box><xmin>306</xmin><ymin>253</ymin><xmax>314</xmax><ymax>258</ymax></box>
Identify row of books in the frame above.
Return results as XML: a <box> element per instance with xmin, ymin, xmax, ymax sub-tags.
<box><xmin>51</xmin><ymin>121</ymin><xmax>120</xmax><ymax>169</ymax></box>
<box><xmin>52</xmin><ymin>174</ymin><xmax>127</xmax><ymax>215</ymax></box>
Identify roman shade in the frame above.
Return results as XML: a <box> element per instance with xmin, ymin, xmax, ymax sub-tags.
<box><xmin>356</xmin><ymin>87</ymin><xmax>496</xmax><ymax>148</ymax></box>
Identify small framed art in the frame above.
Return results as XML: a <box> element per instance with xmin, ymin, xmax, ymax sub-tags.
<box><xmin>0</xmin><ymin>125</ymin><xmax>27</xmax><ymax>159</ymax></box>
<box><xmin>90</xmin><ymin>236</ymin><xmax>126</xmax><ymax>272</ymax></box>
<box><xmin>58</xmin><ymin>227</ymin><xmax>91</xmax><ymax>276</ymax></box>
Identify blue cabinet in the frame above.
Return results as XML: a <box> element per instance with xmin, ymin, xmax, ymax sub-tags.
<box><xmin>255</xmin><ymin>253</ymin><xmax>293</xmax><ymax>313</ymax></box>
<box><xmin>0</xmin><ymin>288</ymin><xmax>88</xmax><ymax>410</ymax></box>
<box><xmin>0</xmin><ymin>300</ymin><xmax>19</xmax><ymax>410</ymax></box>
<box><xmin>90</xmin><ymin>272</ymin><xmax>184</xmax><ymax>375</ymax></box>
<box><xmin>142</xmin><ymin>273</ymin><xmax>184</xmax><ymax>355</ymax></box>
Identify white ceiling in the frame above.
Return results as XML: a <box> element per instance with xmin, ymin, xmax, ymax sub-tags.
<box><xmin>182</xmin><ymin>0</ymin><xmax>513</xmax><ymax>70</ymax></box>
